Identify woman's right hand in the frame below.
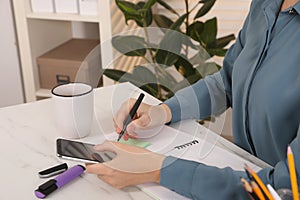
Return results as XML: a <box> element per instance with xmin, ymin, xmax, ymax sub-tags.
<box><xmin>113</xmin><ymin>99</ymin><xmax>172</xmax><ymax>140</ymax></box>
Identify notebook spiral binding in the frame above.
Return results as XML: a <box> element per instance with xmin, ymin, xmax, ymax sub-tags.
<box><xmin>173</xmin><ymin>140</ymin><xmax>199</xmax><ymax>150</ymax></box>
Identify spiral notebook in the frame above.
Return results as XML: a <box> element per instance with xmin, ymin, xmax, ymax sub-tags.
<box><xmin>139</xmin><ymin>126</ymin><xmax>262</xmax><ymax>200</ymax></box>
<box><xmin>82</xmin><ymin>125</ymin><xmax>262</xmax><ymax>200</ymax></box>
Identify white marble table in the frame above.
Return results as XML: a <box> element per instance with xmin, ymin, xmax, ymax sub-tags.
<box><xmin>0</xmin><ymin>82</ymin><xmax>270</xmax><ymax>200</ymax></box>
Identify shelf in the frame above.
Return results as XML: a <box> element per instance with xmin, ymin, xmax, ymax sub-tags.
<box><xmin>36</xmin><ymin>89</ymin><xmax>51</xmax><ymax>98</ymax></box>
<box><xmin>27</xmin><ymin>12</ymin><xmax>100</xmax><ymax>23</ymax></box>
<box><xmin>13</xmin><ymin>0</ymin><xmax>113</xmax><ymax>102</ymax></box>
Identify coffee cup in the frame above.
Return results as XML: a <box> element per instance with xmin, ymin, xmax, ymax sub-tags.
<box><xmin>52</xmin><ymin>83</ymin><xmax>94</xmax><ymax>138</ymax></box>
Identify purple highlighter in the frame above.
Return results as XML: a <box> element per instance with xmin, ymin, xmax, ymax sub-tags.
<box><xmin>35</xmin><ymin>165</ymin><xmax>85</xmax><ymax>199</ymax></box>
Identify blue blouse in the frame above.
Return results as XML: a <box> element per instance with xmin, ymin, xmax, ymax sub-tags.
<box><xmin>162</xmin><ymin>0</ymin><xmax>300</xmax><ymax>199</ymax></box>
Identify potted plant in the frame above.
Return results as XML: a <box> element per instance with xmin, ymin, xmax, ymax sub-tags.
<box><xmin>103</xmin><ymin>0</ymin><xmax>235</xmax><ymax>101</ymax></box>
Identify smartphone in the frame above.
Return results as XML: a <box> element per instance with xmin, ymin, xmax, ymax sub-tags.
<box><xmin>56</xmin><ymin>138</ymin><xmax>116</xmax><ymax>163</ymax></box>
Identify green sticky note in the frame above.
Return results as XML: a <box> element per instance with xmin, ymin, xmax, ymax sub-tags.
<box><xmin>119</xmin><ymin>138</ymin><xmax>151</xmax><ymax>148</ymax></box>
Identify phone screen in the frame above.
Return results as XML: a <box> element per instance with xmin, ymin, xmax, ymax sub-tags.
<box><xmin>56</xmin><ymin>139</ymin><xmax>115</xmax><ymax>163</ymax></box>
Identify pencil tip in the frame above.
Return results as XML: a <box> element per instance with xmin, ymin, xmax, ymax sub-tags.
<box><xmin>287</xmin><ymin>146</ymin><xmax>292</xmax><ymax>154</ymax></box>
<box><xmin>244</xmin><ymin>164</ymin><xmax>250</xmax><ymax>170</ymax></box>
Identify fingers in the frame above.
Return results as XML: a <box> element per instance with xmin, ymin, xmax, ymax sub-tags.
<box><xmin>127</xmin><ymin>114</ymin><xmax>151</xmax><ymax>132</ymax></box>
<box><xmin>86</xmin><ymin>163</ymin><xmax>124</xmax><ymax>189</ymax></box>
<box><xmin>93</xmin><ymin>141</ymin><xmax>117</xmax><ymax>154</ymax></box>
<box><xmin>113</xmin><ymin>99</ymin><xmax>136</xmax><ymax>131</ymax></box>
<box><xmin>114</xmin><ymin>98</ymin><xmax>161</xmax><ymax>138</ymax></box>
<box><xmin>86</xmin><ymin>162</ymin><xmax>113</xmax><ymax>175</ymax></box>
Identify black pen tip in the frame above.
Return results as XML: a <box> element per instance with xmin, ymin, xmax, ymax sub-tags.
<box><xmin>117</xmin><ymin>132</ymin><xmax>123</xmax><ymax>142</ymax></box>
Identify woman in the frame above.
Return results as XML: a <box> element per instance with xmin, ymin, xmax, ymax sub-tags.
<box><xmin>86</xmin><ymin>0</ymin><xmax>300</xmax><ymax>199</ymax></box>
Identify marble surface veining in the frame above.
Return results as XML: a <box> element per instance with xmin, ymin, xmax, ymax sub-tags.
<box><xmin>0</xmin><ymin>83</ymin><xmax>269</xmax><ymax>199</ymax></box>
<box><xmin>0</xmin><ymin>83</ymin><xmax>154</xmax><ymax>200</ymax></box>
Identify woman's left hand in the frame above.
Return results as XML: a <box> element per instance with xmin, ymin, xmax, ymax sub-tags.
<box><xmin>85</xmin><ymin>141</ymin><xmax>165</xmax><ymax>189</ymax></box>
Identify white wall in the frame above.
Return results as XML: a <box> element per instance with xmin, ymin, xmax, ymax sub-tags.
<box><xmin>72</xmin><ymin>22</ymin><xmax>100</xmax><ymax>39</ymax></box>
<box><xmin>0</xmin><ymin>0</ymin><xmax>24</xmax><ymax>107</ymax></box>
<box><xmin>157</xmin><ymin>0</ymin><xmax>251</xmax><ymax>38</ymax></box>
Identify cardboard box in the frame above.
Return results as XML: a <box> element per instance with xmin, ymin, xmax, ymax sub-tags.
<box><xmin>54</xmin><ymin>0</ymin><xmax>79</xmax><ymax>14</ymax></box>
<box><xmin>38</xmin><ymin>39</ymin><xmax>102</xmax><ymax>90</ymax></box>
<box><xmin>31</xmin><ymin>0</ymin><xmax>55</xmax><ymax>13</ymax></box>
<box><xmin>79</xmin><ymin>0</ymin><xmax>98</xmax><ymax>16</ymax></box>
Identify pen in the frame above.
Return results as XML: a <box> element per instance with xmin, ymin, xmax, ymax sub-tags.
<box><xmin>38</xmin><ymin>163</ymin><xmax>68</xmax><ymax>178</ymax></box>
<box><xmin>287</xmin><ymin>146</ymin><xmax>299</xmax><ymax>200</ymax></box>
<box><xmin>35</xmin><ymin>165</ymin><xmax>85</xmax><ymax>199</ymax></box>
<box><xmin>267</xmin><ymin>184</ymin><xmax>282</xmax><ymax>200</ymax></box>
<box><xmin>117</xmin><ymin>93</ymin><xmax>145</xmax><ymax>142</ymax></box>
<box><xmin>245</xmin><ymin>164</ymin><xmax>274</xmax><ymax>200</ymax></box>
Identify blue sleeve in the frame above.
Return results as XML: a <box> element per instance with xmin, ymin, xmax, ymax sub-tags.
<box><xmin>164</xmin><ymin>12</ymin><xmax>249</xmax><ymax>123</ymax></box>
<box><xmin>257</xmin><ymin>124</ymin><xmax>300</xmax><ymax>190</ymax></box>
<box><xmin>160</xmin><ymin>156</ymin><xmax>250</xmax><ymax>199</ymax></box>
<box><xmin>160</xmin><ymin>125</ymin><xmax>300</xmax><ymax>199</ymax></box>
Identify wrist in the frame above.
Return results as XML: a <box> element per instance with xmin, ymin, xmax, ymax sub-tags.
<box><xmin>159</xmin><ymin>103</ymin><xmax>172</xmax><ymax>124</ymax></box>
<box><xmin>145</xmin><ymin>154</ymin><xmax>164</xmax><ymax>183</ymax></box>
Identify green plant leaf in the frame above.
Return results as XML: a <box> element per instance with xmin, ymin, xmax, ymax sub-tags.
<box><xmin>196</xmin><ymin>62</ymin><xmax>219</xmax><ymax>77</ymax></box>
<box><xmin>186</xmin><ymin>73</ymin><xmax>203</xmax><ymax>84</ymax></box>
<box><xmin>189</xmin><ymin>53</ymin><xmax>205</xmax><ymax>66</ymax></box>
<box><xmin>170</xmin><ymin>13</ymin><xmax>188</xmax><ymax>30</ymax></box>
<box><xmin>132</xmin><ymin>65</ymin><xmax>157</xmax><ymax>84</ymax></box>
<box><xmin>157</xmin><ymin>0</ymin><xmax>179</xmax><ymax>15</ymax></box>
<box><xmin>155</xmin><ymin>49</ymin><xmax>179</xmax><ymax>66</ymax></box>
<box><xmin>148</xmin><ymin>42</ymin><xmax>159</xmax><ymax>50</ymax></box>
<box><xmin>115</xmin><ymin>0</ymin><xmax>142</xmax><ymax>25</ymax></box>
<box><xmin>189</xmin><ymin>45</ymin><xmax>211</xmax><ymax>66</ymax></box>
<box><xmin>174</xmin><ymin>55</ymin><xmax>195</xmax><ymax>77</ymax></box>
<box><xmin>112</xmin><ymin>35</ymin><xmax>147</xmax><ymax>56</ymax></box>
<box><xmin>157</xmin><ymin>72</ymin><xmax>177</xmax><ymax>92</ymax></box>
<box><xmin>187</xmin><ymin>21</ymin><xmax>204</xmax><ymax>42</ymax></box>
<box><xmin>182</xmin><ymin>35</ymin><xmax>197</xmax><ymax>49</ymax></box>
<box><xmin>143</xmin><ymin>0</ymin><xmax>158</xmax><ymax>9</ymax></box>
<box><xmin>171</xmin><ymin>73</ymin><xmax>202</xmax><ymax>92</ymax></box>
<box><xmin>116</xmin><ymin>0</ymin><xmax>140</xmax><ymax>15</ymax></box>
<box><xmin>136</xmin><ymin>1</ymin><xmax>153</xmax><ymax>27</ymax></box>
<box><xmin>131</xmin><ymin>66</ymin><xmax>159</xmax><ymax>96</ymax></box>
<box><xmin>208</xmin><ymin>34</ymin><xmax>235</xmax><ymax>49</ymax></box>
<box><xmin>153</xmin><ymin>14</ymin><xmax>174</xmax><ymax>29</ymax></box>
<box><xmin>207</xmin><ymin>48</ymin><xmax>227</xmax><ymax>57</ymax></box>
<box><xmin>201</xmin><ymin>17</ymin><xmax>217</xmax><ymax>46</ymax></box>
<box><xmin>112</xmin><ymin>0</ymin><xmax>231</xmax><ymax>100</ymax></box>
<box><xmin>103</xmin><ymin>67</ymin><xmax>159</xmax><ymax>97</ymax></box>
<box><xmin>199</xmin><ymin>0</ymin><xmax>215</xmax><ymax>3</ymax></box>
<box><xmin>194</xmin><ymin>0</ymin><xmax>216</xmax><ymax>19</ymax></box>
<box><xmin>155</xmin><ymin>30</ymin><xmax>184</xmax><ymax>66</ymax></box>
<box><xmin>102</xmin><ymin>69</ymin><xmax>134</xmax><ymax>82</ymax></box>
<box><xmin>115</xmin><ymin>0</ymin><xmax>153</xmax><ymax>27</ymax></box>
<box><xmin>152</xmin><ymin>63</ymin><xmax>178</xmax><ymax>85</ymax></box>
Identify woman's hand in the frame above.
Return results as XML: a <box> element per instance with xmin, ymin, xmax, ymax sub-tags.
<box><xmin>114</xmin><ymin>99</ymin><xmax>172</xmax><ymax>140</ymax></box>
<box><xmin>86</xmin><ymin>141</ymin><xmax>165</xmax><ymax>189</ymax></box>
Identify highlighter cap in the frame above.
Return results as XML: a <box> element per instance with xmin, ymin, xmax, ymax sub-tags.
<box><xmin>35</xmin><ymin>179</ymin><xmax>58</xmax><ymax>199</ymax></box>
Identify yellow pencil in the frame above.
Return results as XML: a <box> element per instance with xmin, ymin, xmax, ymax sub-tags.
<box><xmin>240</xmin><ymin>178</ymin><xmax>255</xmax><ymax>200</ymax></box>
<box><xmin>241</xmin><ymin>178</ymin><xmax>253</xmax><ymax>192</ymax></box>
<box><xmin>251</xmin><ymin>181</ymin><xmax>266</xmax><ymax>200</ymax></box>
<box><xmin>287</xmin><ymin>146</ymin><xmax>299</xmax><ymax>200</ymax></box>
<box><xmin>245</xmin><ymin>164</ymin><xmax>274</xmax><ymax>200</ymax></box>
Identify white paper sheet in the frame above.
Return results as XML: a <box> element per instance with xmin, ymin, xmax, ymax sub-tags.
<box><xmin>81</xmin><ymin>126</ymin><xmax>261</xmax><ymax>200</ymax></box>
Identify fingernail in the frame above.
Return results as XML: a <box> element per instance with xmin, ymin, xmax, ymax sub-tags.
<box><xmin>124</xmin><ymin>134</ymin><xmax>129</xmax><ymax>141</ymax></box>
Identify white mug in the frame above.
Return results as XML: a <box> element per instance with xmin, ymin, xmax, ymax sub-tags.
<box><xmin>52</xmin><ymin>83</ymin><xmax>94</xmax><ymax>138</ymax></box>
